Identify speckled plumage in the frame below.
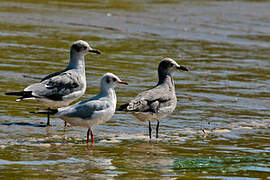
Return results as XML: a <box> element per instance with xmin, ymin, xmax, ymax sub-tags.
<box><xmin>119</xmin><ymin>58</ymin><xmax>188</xmax><ymax>138</ymax></box>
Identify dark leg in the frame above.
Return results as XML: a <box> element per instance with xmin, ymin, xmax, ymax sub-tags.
<box><xmin>64</xmin><ymin>121</ymin><xmax>67</xmax><ymax>127</ymax></box>
<box><xmin>149</xmin><ymin>121</ymin><xmax>152</xmax><ymax>139</ymax></box>
<box><xmin>47</xmin><ymin>114</ymin><xmax>50</xmax><ymax>125</ymax></box>
<box><xmin>47</xmin><ymin>108</ymin><xmax>50</xmax><ymax>126</ymax></box>
<box><xmin>87</xmin><ymin>128</ymin><xmax>90</xmax><ymax>144</ymax></box>
<box><xmin>156</xmin><ymin>120</ymin><xmax>160</xmax><ymax>139</ymax></box>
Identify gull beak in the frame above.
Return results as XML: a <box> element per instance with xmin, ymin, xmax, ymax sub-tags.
<box><xmin>89</xmin><ymin>49</ymin><xmax>101</xmax><ymax>54</ymax></box>
<box><xmin>177</xmin><ymin>65</ymin><xmax>189</xmax><ymax>71</ymax></box>
<box><xmin>118</xmin><ymin>81</ymin><xmax>128</xmax><ymax>85</ymax></box>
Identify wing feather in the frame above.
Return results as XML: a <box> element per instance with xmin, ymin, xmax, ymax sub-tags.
<box><xmin>25</xmin><ymin>70</ymin><xmax>84</xmax><ymax>101</ymax></box>
<box><xmin>41</xmin><ymin>69</ymin><xmax>65</xmax><ymax>82</ymax></box>
<box><xmin>127</xmin><ymin>86</ymin><xmax>174</xmax><ymax>113</ymax></box>
<box><xmin>57</xmin><ymin>99</ymin><xmax>110</xmax><ymax>119</ymax></box>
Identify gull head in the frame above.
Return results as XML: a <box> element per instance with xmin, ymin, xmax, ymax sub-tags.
<box><xmin>101</xmin><ymin>73</ymin><xmax>128</xmax><ymax>90</ymax></box>
<box><xmin>158</xmin><ymin>58</ymin><xmax>188</xmax><ymax>75</ymax></box>
<box><xmin>71</xmin><ymin>40</ymin><xmax>101</xmax><ymax>56</ymax></box>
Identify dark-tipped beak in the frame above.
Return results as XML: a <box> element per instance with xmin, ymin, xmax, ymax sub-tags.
<box><xmin>118</xmin><ymin>81</ymin><xmax>128</xmax><ymax>85</ymax></box>
<box><xmin>89</xmin><ymin>49</ymin><xmax>101</xmax><ymax>54</ymax></box>
<box><xmin>177</xmin><ymin>65</ymin><xmax>189</xmax><ymax>71</ymax></box>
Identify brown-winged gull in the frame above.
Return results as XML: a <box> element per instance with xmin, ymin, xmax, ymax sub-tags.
<box><xmin>119</xmin><ymin>58</ymin><xmax>188</xmax><ymax>139</ymax></box>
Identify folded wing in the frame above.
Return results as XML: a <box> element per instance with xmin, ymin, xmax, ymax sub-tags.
<box><xmin>56</xmin><ymin>99</ymin><xmax>111</xmax><ymax>119</ymax></box>
<box><xmin>25</xmin><ymin>70</ymin><xmax>83</xmax><ymax>101</ymax></box>
<box><xmin>125</xmin><ymin>86</ymin><xmax>174</xmax><ymax>113</ymax></box>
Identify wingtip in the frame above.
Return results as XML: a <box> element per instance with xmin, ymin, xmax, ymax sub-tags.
<box><xmin>118</xmin><ymin>103</ymin><xmax>129</xmax><ymax>111</ymax></box>
<box><xmin>5</xmin><ymin>92</ymin><xmax>20</xmax><ymax>96</ymax></box>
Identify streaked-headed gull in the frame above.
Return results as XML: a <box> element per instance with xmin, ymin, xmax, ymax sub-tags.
<box><xmin>34</xmin><ymin>73</ymin><xmax>127</xmax><ymax>148</ymax></box>
<box><xmin>6</xmin><ymin>40</ymin><xmax>101</xmax><ymax>126</ymax></box>
<box><xmin>119</xmin><ymin>58</ymin><xmax>188</xmax><ymax>139</ymax></box>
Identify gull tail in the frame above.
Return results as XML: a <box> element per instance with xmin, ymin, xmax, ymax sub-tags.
<box><xmin>118</xmin><ymin>103</ymin><xmax>129</xmax><ymax>111</ymax></box>
<box><xmin>30</xmin><ymin>109</ymin><xmax>58</xmax><ymax>115</ymax></box>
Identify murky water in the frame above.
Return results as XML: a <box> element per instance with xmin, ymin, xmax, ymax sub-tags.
<box><xmin>0</xmin><ymin>0</ymin><xmax>270</xmax><ymax>179</ymax></box>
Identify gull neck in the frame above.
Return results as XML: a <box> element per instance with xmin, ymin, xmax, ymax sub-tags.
<box><xmin>158</xmin><ymin>72</ymin><xmax>173</xmax><ymax>85</ymax></box>
<box><xmin>67</xmin><ymin>50</ymin><xmax>85</xmax><ymax>71</ymax></box>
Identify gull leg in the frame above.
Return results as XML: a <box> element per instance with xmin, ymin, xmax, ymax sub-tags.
<box><xmin>87</xmin><ymin>128</ymin><xmax>94</xmax><ymax>150</ymax></box>
<box><xmin>149</xmin><ymin>121</ymin><xmax>152</xmax><ymax>139</ymax></box>
<box><xmin>87</xmin><ymin>128</ymin><xmax>90</xmax><ymax>149</ymax></box>
<box><xmin>156</xmin><ymin>120</ymin><xmax>160</xmax><ymax>139</ymax></box>
<box><xmin>90</xmin><ymin>128</ymin><xmax>94</xmax><ymax>150</ymax></box>
<box><xmin>90</xmin><ymin>128</ymin><xmax>94</xmax><ymax>144</ymax></box>
<box><xmin>47</xmin><ymin>108</ymin><xmax>51</xmax><ymax>126</ymax></box>
<box><xmin>64</xmin><ymin>121</ymin><xmax>67</xmax><ymax>127</ymax></box>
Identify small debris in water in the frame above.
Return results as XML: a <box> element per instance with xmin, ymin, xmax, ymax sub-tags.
<box><xmin>0</xmin><ymin>145</ymin><xmax>6</xmax><ymax>149</ymax></box>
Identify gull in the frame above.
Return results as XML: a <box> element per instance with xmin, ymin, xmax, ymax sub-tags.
<box><xmin>119</xmin><ymin>58</ymin><xmax>188</xmax><ymax>139</ymax></box>
<box><xmin>5</xmin><ymin>40</ymin><xmax>101</xmax><ymax>126</ymax></box>
<box><xmin>34</xmin><ymin>73</ymin><xmax>128</xmax><ymax>148</ymax></box>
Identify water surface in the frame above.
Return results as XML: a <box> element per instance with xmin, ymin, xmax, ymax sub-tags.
<box><xmin>0</xmin><ymin>0</ymin><xmax>269</xmax><ymax>179</ymax></box>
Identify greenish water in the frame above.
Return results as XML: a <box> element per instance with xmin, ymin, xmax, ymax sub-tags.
<box><xmin>0</xmin><ymin>0</ymin><xmax>269</xmax><ymax>179</ymax></box>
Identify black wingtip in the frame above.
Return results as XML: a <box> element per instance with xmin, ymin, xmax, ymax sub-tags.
<box><xmin>5</xmin><ymin>91</ymin><xmax>32</xmax><ymax>96</ymax></box>
<box><xmin>118</xmin><ymin>103</ymin><xmax>129</xmax><ymax>111</ymax></box>
<box><xmin>5</xmin><ymin>91</ymin><xmax>34</xmax><ymax>101</ymax></box>
<box><xmin>5</xmin><ymin>91</ymin><xmax>23</xmax><ymax>96</ymax></box>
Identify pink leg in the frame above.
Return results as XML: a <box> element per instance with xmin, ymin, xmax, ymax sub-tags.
<box><xmin>90</xmin><ymin>129</ymin><xmax>94</xmax><ymax>144</ymax></box>
<box><xmin>87</xmin><ymin>128</ymin><xmax>94</xmax><ymax>150</ymax></box>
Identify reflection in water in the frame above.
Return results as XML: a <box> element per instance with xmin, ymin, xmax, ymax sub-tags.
<box><xmin>0</xmin><ymin>158</ymin><xmax>87</xmax><ymax>165</ymax></box>
<box><xmin>0</xmin><ymin>122</ymin><xmax>48</xmax><ymax>127</ymax></box>
<box><xmin>0</xmin><ymin>0</ymin><xmax>270</xmax><ymax>179</ymax></box>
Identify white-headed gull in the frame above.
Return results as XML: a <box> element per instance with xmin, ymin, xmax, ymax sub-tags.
<box><xmin>6</xmin><ymin>40</ymin><xmax>101</xmax><ymax>126</ymax></box>
<box><xmin>35</xmin><ymin>73</ymin><xmax>127</xmax><ymax>148</ymax></box>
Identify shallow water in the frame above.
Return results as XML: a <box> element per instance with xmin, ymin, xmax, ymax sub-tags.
<box><xmin>0</xmin><ymin>0</ymin><xmax>270</xmax><ymax>179</ymax></box>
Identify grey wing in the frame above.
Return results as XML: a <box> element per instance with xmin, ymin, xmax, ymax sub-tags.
<box><xmin>41</xmin><ymin>69</ymin><xmax>66</xmax><ymax>82</ymax></box>
<box><xmin>57</xmin><ymin>100</ymin><xmax>110</xmax><ymax>119</ymax></box>
<box><xmin>25</xmin><ymin>70</ymin><xmax>84</xmax><ymax>101</ymax></box>
<box><xmin>127</xmin><ymin>87</ymin><xmax>173</xmax><ymax>113</ymax></box>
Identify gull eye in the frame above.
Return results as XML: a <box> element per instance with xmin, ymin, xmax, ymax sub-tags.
<box><xmin>72</xmin><ymin>44</ymin><xmax>80</xmax><ymax>52</ymax></box>
<box><xmin>83</xmin><ymin>46</ymin><xmax>87</xmax><ymax>50</ymax></box>
<box><xmin>112</xmin><ymin>78</ymin><xmax>117</xmax><ymax>82</ymax></box>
